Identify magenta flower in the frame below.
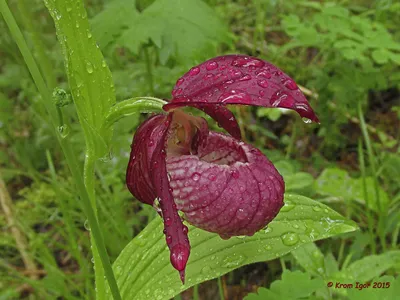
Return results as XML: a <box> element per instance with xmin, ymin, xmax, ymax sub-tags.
<box><xmin>126</xmin><ymin>55</ymin><xmax>319</xmax><ymax>283</ymax></box>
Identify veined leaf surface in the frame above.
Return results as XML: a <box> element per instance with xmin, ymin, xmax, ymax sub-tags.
<box><xmin>44</xmin><ymin>0</ymin><xmax>115</xmax><ymax>158</ymax></box>
<box><xmin>107</xmin><ymin>194</ymin><xmax>357</xmax><ymax>300</ymax></box>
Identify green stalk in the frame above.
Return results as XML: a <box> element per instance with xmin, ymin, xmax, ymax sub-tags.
<box><xmin>217</xmin><ymin>276</ymin><xmax>225</xmax><ymax>300</ymax></box>
<box><xmin>84</xmin><ymin>152</ymin><xmax>107</xmax><ymax>299</ymax></box>
<box><xmin>46</xmin><ymin>150</ymin><xmax>91</xmax><ymax>297</ymax></box>
<box><xmin>357</xmin><ymin>139</ymin><xmax>376</xmax><ymax>254</ymax></box>
<box><xmin>0</xmin><ymin>2</ymin><xmax>121</xmax><ymax>299</ymax></box>
<box><xmin>357</xmin><ymin>102</ymin><xmax>386</xmax><ymax>252</ymax></box>
<box><xmin>16</xmin><ymin>0</ymin><xmax>56</xmax><ymax>89</ymax></box>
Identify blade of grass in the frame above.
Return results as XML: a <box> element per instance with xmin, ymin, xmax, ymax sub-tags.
<box><xmin>0</xmin><ymin>2</ymin><xmax>121</xmax><ymax>299</ymax></box>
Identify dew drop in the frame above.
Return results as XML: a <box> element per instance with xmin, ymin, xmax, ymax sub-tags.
<box><xmin>191</xmin><ymin>172</ymin><xmax>201</xmax><ymax>181</ymax></box>
<box><xmin>166</xmin><ymin>235</ymin><xmax>172</xmax><ymax>245</ymax></box>
<box><xmin>231</xmin><ymin>170</ymin><xmax>240</xmax><ymax>179</ymax></box>
<box><xmin>84</xmin><ymin>219</ymin><xmax>90</xmax><ymax>231</ymax></box>
<box><xmin>165</xmin><ymin>217</ymin><xmax>172</xmax><ymax>226</ymax></box>
<box><xmin>201</xmin><ymin>265</ymin><xmax>212</xmax><ymax>274</ymax></box>
<box><xmin>280</xmin><ymin>203</ymin><xmax>295</xmax><ymax>212</ymax></box>
<box><xmin>208</xmin><ymin>173</ymin><xmax>216</xmax><ymax>181</ymax></box>
<box><xmin>259</xmin><ymin>90</ymin><xmax>265</xmax><ymax>97</ymax></box>
<box><xmin>176</xmin><ymin>78</ymin><xmax>184</xmax><ymax>86</ymax></box>
<box><xmin>57</xmin><ymin>124</ymin><xmax>70</xmax><ymax>138</ymax></box>
<box><xmin>189</xmin><ymin>67</ymin><xmax>200</xmax><ymax>76</ymax></box>
<box><xmin>172</xmin><ymin>88</ymin><xmax>182</xmax><ymax>97</ymax></box>
<box><xmin>302</xmin><ymin>117</ymin><xmax>312</xmax><ymax>124</ymax></box>
<box><xmin>264</xmin><ymin>226</ymin><xmax>273</xmax><ymax>234</ymax></box>
<box><xmin>257</xmin><ymin>80</ymin><xmax>269</xmax><ymax>88</ymax></box>
<box><xmin>236</xmin><ymin>208</ymin><xmax>248</xmax><ymax>220</ymax></box>
<box><xmin>265</xmin><ymin>245</ymin><xmax>272</xmax><ymax>250</ymax></box>
<box><xmin>312</xmin><ymin>206</ymin><xmax>321</xmax><ymax>212</ymax></box>
<box><xmin>86</xmin><ymin>61</ymin><xmax>94</xmax><ymax>74</ymax></box>
<box><xmin>281</xmin><ymin>232</ymin><xmax>299</xmax><ymax>246</ymax></box>
<box><xmin>206</xmin><ymin>61</ymin><xmax>218</xmax><ymax>70</ymax></box>
<box><xmin>284</xmin><ymin>79</ymin><xmax>298</xmax><ymax>90</ymax></box>
<box><xmin>87</xmin><ymin>31</ymin><xmax>92</xmax><ymax>39</ymax></box>
<box><xmin>239</xmin><ymin>74</ymin><xmax>252</xmax><ymax>81</ymax></box>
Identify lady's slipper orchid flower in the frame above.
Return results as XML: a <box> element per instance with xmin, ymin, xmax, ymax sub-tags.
<box><xmin>126</xmin><ymin>55</ymin><xmax>319</xmax><ymax>283</ymax></box>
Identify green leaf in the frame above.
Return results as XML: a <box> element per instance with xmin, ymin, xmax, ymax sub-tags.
<box><xmin>285</xmin><ymin>172</ymin><xmax>314</xmax><ymax>192</ymax></box>
<box><xmin>292</xmin><ymin>242</ymin><xmax>326</xmax><ymax>277</ymax></box>
<box><xmin>372</xmin><ymin>49</ymin><xmax>390</xmax><ymax>64</ymax></box>
<box><xmin>44</xmin><ymin>0</ymin><xmax>116</xmax><ymax>158</ymax></box>
<box><xmin>244</xmin><ymin>270</ymin><xmax>325</xmax><ymax>300</ymax></box>
<box><xmin>91</xmin><ymin>0</ymin><xmax>139</xmax><ymax>49</ymax></box>
<box><xmin>338</xmin><ymin>251</ymin><xmax>400</xmax><ymax>282</ymax></box>
<box><xmin>347</xmin><ymin>276</ymin><xmax>400</xmax><ymax>300</ymax></box>
<box><xmin>118</xmin><ymin>0</ymin><xmax>232</xmax><ymax>64</ymax></box>
<box><xmin>108</xmin><ymin>194</ymin><xmax>357</xmax><ymax>299</ymax></box>
<box><xmin>316</xmin><ymin>168</ymin><xmax>389</xmax><ymax>212</ymax></box>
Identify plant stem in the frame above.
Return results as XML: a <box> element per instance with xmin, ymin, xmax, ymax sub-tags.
<box><xmin>217</xmin><ymin>276</ymin><xmax>225</xmax><ymax>300</ymax></box>
<box><xmin>358</xmin><ymin>139</ymin><xmax>376</xmax><ymax>254</ymax></box>
<box><xmin>84</xmin><ymin>152</ymin><xmax>107</xmax><ymax>299</ymax></box>
<box><xmin>0</xmin><ymin>2</ymin><xmax>121</xmax><ymax>299</ymax></box>
<box><xmin>357</xmin><ymin>102</ymin><xmax>386</xmax><ymax>252</ymax></box>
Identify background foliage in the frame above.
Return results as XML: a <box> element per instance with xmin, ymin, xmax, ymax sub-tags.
<box><xmin>0</xmin><ymin>0</ymin><xmax>399</xmax><ymax>299</ymax></box>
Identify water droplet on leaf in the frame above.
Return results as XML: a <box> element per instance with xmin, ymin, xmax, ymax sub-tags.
<box><xmin>86</xmin><ymin>61</ymin><xmax>94</xmax><ymax>73</ymax></box>
<box><xmin>281</xmin><ymin>232</ymin><xmax>299</xmax><ymax>246</ymax></box>
<box><xmin>302</xmin><ymin>117</ymin><xmax>312</xmax><ymax>124</ymax></box>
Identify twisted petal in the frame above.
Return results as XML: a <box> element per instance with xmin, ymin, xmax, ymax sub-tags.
<box><xmin>164</xmin><ymin>54</ymin><xmax>319</xmax><ymax>126</ymax></box>
<box><xmin>126</xmin><ymin>113</ymin><xmax>190</xmax><ymax>283</ymax></box>
<box><xmin>166</xmin><ymin>131</ymin><xmax>284</xmax><ymax>239</ymax></box>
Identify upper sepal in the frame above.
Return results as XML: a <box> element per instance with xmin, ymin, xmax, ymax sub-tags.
<box><xmin>164</xmin><ymin>54</ymin><xmax>319</xmax><ymax>123</ymax></box>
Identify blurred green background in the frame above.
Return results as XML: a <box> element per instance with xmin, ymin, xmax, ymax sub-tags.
<box><xmin>0</xmin><ymin>0</ymin><xmax>399</xmax><ymax>299</ymax></box>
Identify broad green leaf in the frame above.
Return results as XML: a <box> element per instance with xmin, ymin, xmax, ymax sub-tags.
<box><xmin>292</xmin><ymin>242</ymin><xmax>326</xmax><ymax>277</ymax></box>
<box><xmin>338</xmin><ymin>251</ymin><xmax>400</xmax><ymax>282</ymax></box>
<box><xmin>285</xmin><ymin>172</ymin><xmax>314</xmax><ymax>192</ymax></box>
<box><xmin>117</xmin><ymin>0</ymin><xmax>232</xmax><ymax>64</ymax></box>
<box><xmin>91</xmin><ymin>0</ymin><xmax>139</xmax><ymax>49</ymax></box>
<box><xmin>316</xmin><ymin>168</ymin><xmax>389</xmax><ymax>212</ymax></box>
<box><xmin>107</xmin><ymin>194</ymin><xmax>357</xmax><ymax>300</ymax></box>
<box><xmin>347</xmin><ymin>276</ymin><xmax>400</xmax><ymax>300</ymax></box>
<box><xmin>244</xmin><ymin>270</ymin><xmax>325</xmax><ymax>300</ymax></box>
<box><xmin>44</xmin><ymin>0</ymin><xmax>116</xmax><ymax>158</ymax></box>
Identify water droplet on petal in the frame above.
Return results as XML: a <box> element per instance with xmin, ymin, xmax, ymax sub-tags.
<box><xmin>189</xmin><ymin>67</ymin><xmax>200</xmax><ymax>76</ymax></box>
<box><xmin>208</xmin><ymin>174</ymin><xmax>216</xmax><ymax>181</ymax></box>
<box><xmin>284</xmin><ymin>79</ymin><xmax>298</xmax><ymax>90</ymax></box>
<box><xmin>172</xmin><ymin>88</ymin><xmax>182</xmax><ymax>97</ymax></box>
<box><xmin>231</xmin><ymin>170</ymin><xmax>240</xmax><ymax>179</ymax></box>
<box><xmin>239</xmin><ymin>75</ymin><xmax>252</xmax><ymax>81</ymax></box>
<box><xmin>281</xmin><ymin>232</ymin><xmax>299</xmax><ymax>246</ymax></box>
<box><xmin>191</xmin><ymin>172</ymin><xmax>201</xmax><ymax>181</ymax></box>
<box><xmin>257</xmin><ymin>80</ymin><xmax>269</xmax><ymax>88</ymax></box>
<box><xmin>165</xmin><ymin>217</ymin><xmax>172</xmax><ymax>226</ymax></box>
<box><xmin>166</xmin><ymin>235</ymin><xmax>172</xmax><ymax>245</ymax></box>
<box><xmin>176</xmin><ymin>78</ymin><xmax>184</xmax><ymax>86</ymax></box>
<box><xmin>206</xmin><ymin>61</ymin><xmax>218</xmax><ymax>70</ymax></box>
<box><xmin>237</xmin><ymin>208</ymin><xmax>248</xmax><ymax>220</ymax></box>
